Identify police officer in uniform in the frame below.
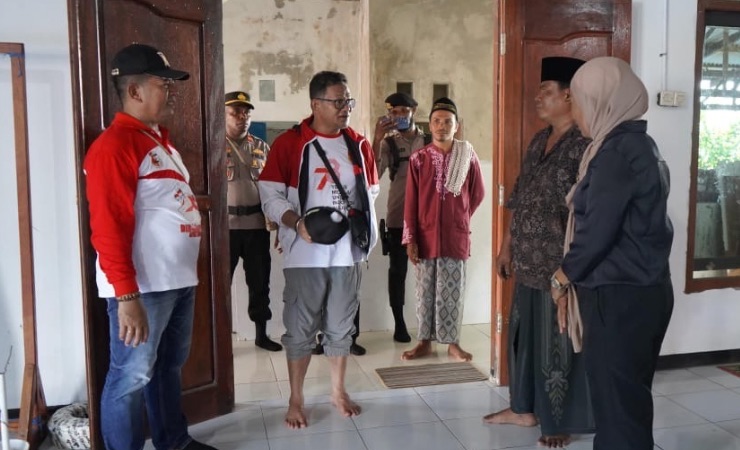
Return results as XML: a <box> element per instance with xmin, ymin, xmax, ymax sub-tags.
<box><xmin>225</xmin><ymin>91</ymin><xmax>282</xmax><ymax>351</ymax></box>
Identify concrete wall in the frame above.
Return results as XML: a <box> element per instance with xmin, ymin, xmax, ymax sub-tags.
<box><xmin>369</xmin><ymin>0</ymin><xmax>495</xmax><ymax>160</ymax></box>
<box><xmin>223</xmin><ymin>0</ymin><xmax>372</xmax><ymax>136</ymax></box>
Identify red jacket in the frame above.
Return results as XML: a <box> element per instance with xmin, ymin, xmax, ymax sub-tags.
<box><xmin>84</xmin><ymin>113</ymin><xmax>201</xmax><ymax>297</ymax></box>
<box><xmin>258</xmin><ymin>117</ymin><xmax>380</xmax><ymax>264</ymax></box>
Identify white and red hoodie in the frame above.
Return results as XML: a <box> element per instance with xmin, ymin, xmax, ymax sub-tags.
<box><xmin>258</xmin><ymin>117</ymin><xmax>380</xmax><ymax>268</ymax></box>
<box><xmin>84</xmin><ymin>112</ymin><xmax>202</xmax><ymax>298</ymax></box>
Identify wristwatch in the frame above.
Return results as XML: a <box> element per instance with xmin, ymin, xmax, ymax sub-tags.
<box><xmin>550</xmin><ymin>274</ymin><xmax>569</xmax><ymax>290</ymax></box>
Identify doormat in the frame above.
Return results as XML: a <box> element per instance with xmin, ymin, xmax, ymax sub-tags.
<box><xmin>718</xmin><ymin>364</ymin><xmax>740</xmax><ymax>378</ymax></box>
<box><xmin>375</xmin><ymin>362</ymin><xmax>487</xmax><ymax>389</ymax></box>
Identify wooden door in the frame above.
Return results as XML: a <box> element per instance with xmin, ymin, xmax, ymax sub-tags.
<box><xmin>492</xmin><ymin>0</ymin><xmax>632</xmax><ymax>385</ymax></box>
<box><xmin>67</xmin><ymin>1</ymin><xmax>232</xmax><ymax>447</ymax></box>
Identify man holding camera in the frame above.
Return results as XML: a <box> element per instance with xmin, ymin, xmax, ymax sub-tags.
<box><xmin>258</xmin><ymin>71</ymin><xmax>379</xmax><ymax>429</ymax></box>
<box><xmin>372</xmin><ymin>92</ymin><xmax>429</xmax><ymax>343</ymax></box>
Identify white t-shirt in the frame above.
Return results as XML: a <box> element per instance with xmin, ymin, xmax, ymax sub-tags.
<box><xmin>285</xmin><ymin>134</ymin><xmax>365</xmax><ymax>268</ymax></box>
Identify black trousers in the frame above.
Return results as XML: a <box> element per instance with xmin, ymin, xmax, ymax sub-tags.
<box><xmin>578</xmin><ymin>280</ymin><xmax>674</xmax><ymax>450</ymax></box>
<box><xmin>229</xmin><ymin>229</ymin><xmax>272</xmax><ymax>323</ymax></box>
<box><xmin>387</xmin><ymin>228</ymin><xmax>408</xmax><ymax>308</ymax></box>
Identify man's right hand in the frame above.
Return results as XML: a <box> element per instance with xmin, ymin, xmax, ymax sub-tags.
<box><xmin>296</xmin><ymin>217</ymin><xmax>312</xmax><ymax>243</ymax></box>
<box><xmin>495</xmin><ymin>247</ymin><xmax>512</xmax><ymax>279</ymax></box>
<box><xmin>407</xmin><ymin>243</ymin><xmax>420</xmax><ymax>265</ymax></box>
<box><xmin>118</xmin><ymin>299</ymin><xmax>149</xmax><ymax>347</ymax></box>
<box><xmin>374</xmin><ymin>115</ymin><xmax>395</xmax><ymax>141</ymax></box>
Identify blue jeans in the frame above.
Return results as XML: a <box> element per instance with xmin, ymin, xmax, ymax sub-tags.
<box><xmin>101</xmin><ymin>287</ymin><xmax>195</xmax><ymax>450</ymax></box>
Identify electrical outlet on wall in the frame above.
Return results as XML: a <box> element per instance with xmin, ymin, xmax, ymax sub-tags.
<box><xmin>657</xmin><ymin>90</ymin><xmax>686</xmax><ymax>107</ymax></box>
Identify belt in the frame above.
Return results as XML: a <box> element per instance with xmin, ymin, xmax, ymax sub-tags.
<box><xmin>228</xmin><ymin>204</ymin><xmax>262</xmax><ymax>216</ymax></box>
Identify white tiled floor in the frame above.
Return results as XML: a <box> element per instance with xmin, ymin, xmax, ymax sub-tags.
<box><xmin>42</xmin><ymin>325</ymin><xmax>740</xmax><ymax>449</ymax></box>
<box><xmin>180</xmin><ymin>326</ymin><xmax>740</xmax><ymax>449</ymax></box>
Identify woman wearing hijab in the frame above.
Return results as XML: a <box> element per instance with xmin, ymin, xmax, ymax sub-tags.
<box><xmin>549</xmin><ymin>57</ymin><xmax>674</xmax><ymax>450</ymax></box>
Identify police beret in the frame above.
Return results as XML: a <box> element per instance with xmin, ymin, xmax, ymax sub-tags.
<box><xmin>385</xmin><ymin>92</ymin><xmax>418</xmax><ymax>109</ymax></box>
<box><xmin>302</xmin><ymin>206</ymin><xmax>349</xmax><ymax>245</ymax></box>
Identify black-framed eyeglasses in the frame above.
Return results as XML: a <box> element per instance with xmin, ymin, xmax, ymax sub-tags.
<box><xmin>314</xmin><ymin>97</ymin><xmax>356</xmax><ymax>110</ymax></box>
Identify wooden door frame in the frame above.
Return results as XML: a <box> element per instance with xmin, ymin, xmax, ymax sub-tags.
<box><xmin>492</xmin><ymin>0</ymin><xmax>632</xmax><ymax>386</ymax></box>
<box><xmin>66</xmin><ymin>1</ymin><xmax>233</xmax><ymax>447</ymax></box>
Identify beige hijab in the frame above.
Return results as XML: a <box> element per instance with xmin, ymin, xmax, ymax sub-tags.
<box><xmin>564</xmin><ymin>57</ymin><xmax>649</xmax><ymax>352</ymax></box>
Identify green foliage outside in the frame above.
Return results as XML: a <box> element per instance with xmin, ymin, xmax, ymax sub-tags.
<box><xmin>699</xmin><ymin>116</ymin><xmax>740</xmax><ymax>169</ymax></box>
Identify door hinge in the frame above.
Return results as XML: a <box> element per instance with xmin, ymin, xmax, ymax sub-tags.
<box><xmin>499</xmin><ymin>32</ymin><xmax>506</xmax><ymax>56</ymax></box>
<box><xmin>498</xmin><ymin>184</ymin><xmax>505</xmax><ymax>207</ymax></box>
<box><xmin>496</xmin><ymin>312</ymin><xmax>503</xmax><ymax>334</ymax></box>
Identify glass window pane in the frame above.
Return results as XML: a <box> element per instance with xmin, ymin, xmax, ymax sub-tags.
<box><xmin>693</xmin><ymin>23</ymin><xmax>740</xmax><ymax>279</ymax></box>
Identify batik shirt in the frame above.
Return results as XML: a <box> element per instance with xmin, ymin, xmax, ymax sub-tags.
<box><xmin>506</xmin><ymin>125</ymin><xmax>589</xmax><ymax>290</ymax></box>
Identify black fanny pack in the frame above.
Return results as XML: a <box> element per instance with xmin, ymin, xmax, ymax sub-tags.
<box><xmin>308</xmin><ymin>136</ymin><xmax>371</xmax><ymax>252</ymax></box>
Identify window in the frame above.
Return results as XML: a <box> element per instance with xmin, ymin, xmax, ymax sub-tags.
<box><xmin>433</xmin><ymin>83</ymin><xmax>449</xmax><ymax>101</ymax></box>
<box><xmin>259</xmin><ymin>79</ymin><xmax>275</xmax><ymax>102</ymax></box>
<box><xmin>396</xmin><ymin>81</ymin><xmax>413</xmax><ymax>98</ymax></box>
<box><xmin>687</xmin><ymin>1</ymin><xmax>740</xmax><ymax>291</ymax></box>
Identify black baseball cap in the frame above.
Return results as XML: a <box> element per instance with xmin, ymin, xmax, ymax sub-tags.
<box><xmin>302</xmin><ymin>206</ymin><xmax>349</xmax><ymax>245</ymax></box>
<box><xmin>225</xmin><ymin>91</ymin><xmax>255</xmax><ymax>109</ymax></box>
<box><xmin>385</xmin><ymin>92</ymin><xmax>418</xmax><ymax>109</ymax></box>
<box><xmin>110</xmin><ymin>44</ymin><xmax>190</xmax><ymax>80</ymax></box>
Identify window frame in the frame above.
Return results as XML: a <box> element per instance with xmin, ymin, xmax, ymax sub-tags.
<box><xmin>686</xmin><ymin>0</ymin><xmax>740</xmax><ymax>292</ymax></box>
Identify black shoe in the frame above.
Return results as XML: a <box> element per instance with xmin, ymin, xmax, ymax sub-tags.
<box><xmin>393</xmin><ymin>327</ymin><xmax>412</xmax><ymax>343</ymax></box>
<box><xmin>181</xmin><ymin>440</ymin><xmax>218</xmax><ymax>450</ymax></box>
<box><xmin>255</xmin><ymin>336</ymin><xmax>283</xmax><ymax>352</ymax></box>
<box><xmin>350</xmin><ymin>342</ymin><xmax>366</xmax><ymax>356</ymax></box>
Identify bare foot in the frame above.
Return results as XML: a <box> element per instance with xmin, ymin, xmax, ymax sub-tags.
<box><xmin>482</xmin><ymin>408</ymin><xmax>538</xmax><ymax>426</ymax></box>
<box><xmin>331</xmin><ymin>392</ymin><xmax>361</xmax><ymax>417</ymax></box>
<box><xmin>538</xmin><ymin>434</ymin><xmax>571</xmax><ymax>448</ymax></box>
<box><xmin>448</xmin><ymin>343</ymin><xmax>472</xmax><ymax>361</ymax></box>
<box><xmin>401</xmin><ymin>340</ymin><xmax>432</xmax><ymax>360</ymax></box>
<box><xmin>284</xmin><ymin>402</ymin><xmax>308</xmax><ymax>429</ymax></box>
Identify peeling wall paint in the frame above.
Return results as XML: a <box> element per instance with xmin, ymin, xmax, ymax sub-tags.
<box><xmin>370</xmin><ymin>0</ymin><xmax>495</xmax><ymax>161</ymax></box>
<box><xmin>223</xmin><ymin>0</ymin><xmax>370</xmax><ymax>132</ymax></box>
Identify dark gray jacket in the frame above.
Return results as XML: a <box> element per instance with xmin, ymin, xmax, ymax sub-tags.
<box><xmin>562</xmin><ymin>120</ymin><xmax>673</xmax><ymax>288</ymax></box>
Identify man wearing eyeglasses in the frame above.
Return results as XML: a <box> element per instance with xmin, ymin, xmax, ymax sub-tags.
<box><xmin>84</xmin><ymin>44</ymin><xmax>217</xmax><ymax>450</ymax></box>
<box><xmin>259</xmin><ymin>71</ymin><xmax>379</xmax><ymax>429</ymax></box>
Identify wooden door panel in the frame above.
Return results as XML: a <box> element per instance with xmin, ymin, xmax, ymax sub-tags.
<box><xmin>493</xmin><ymin>0</ymin><xmax>631</xmax><ymax>386</ymax></box>
<box><xmin>521</xmin><ymin>39</ymin><xmax>609</xmax><ymax>143</ymax></box>
<box><xmin>68</xmin><ymin>0</ymin><xmax>231</xmax><ymax>447</ymax></box>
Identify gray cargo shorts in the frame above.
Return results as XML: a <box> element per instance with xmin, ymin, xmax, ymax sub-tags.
<box><xmin>281</xmin><ymin>264</ymin><xmax>361</xmax><ymax>360</ymax></box>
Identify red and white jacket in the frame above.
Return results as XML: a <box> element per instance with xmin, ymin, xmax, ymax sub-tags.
<box><xmin>258</xmin><ymin>117</ymin><xmax>380</xmax><ymax>268</ymax></box>
<box><xmin>84</xmin><ymin>113</ymin><xmax>201</xmax><ymax>298</ymax></box>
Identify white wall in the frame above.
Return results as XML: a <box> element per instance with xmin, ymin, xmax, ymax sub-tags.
<box><xmin>632</xmin><ymin>0</ymin><xmax>740</xmax><ymax>355</ymax></box>
<box><xmin>0</xmin><ymin>1</ymin><xmax>86</xmax><ymax>408</ymax></box>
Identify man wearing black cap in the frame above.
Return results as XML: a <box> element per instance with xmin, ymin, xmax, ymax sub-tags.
<box><xmin>371</xmin><ymin>92</ymin><xmax>429</xmax><ymax>343</ymax></box>
<box><xmin>401</xmin><ymin>97</ymin><xmax>485</xmax><ymax>363</ymax></box>
<box><xmin>224</xmin><ymin>91</ymin><xmax>282</xmax><ymax>352</ymax></box>
<box><xmin>84</xmin><ymin>44</ymin><xmax>217</xmax><ymax>450</ymax></box>
<box><xmin>483</xmin><ymin>56</ymin><xmax>594</xmax><ymax>448</ymax></box>
<box><xmin>258</xmin><ymin>71</ymin><xmax>379</xmax><ymax>429</ymax></box>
